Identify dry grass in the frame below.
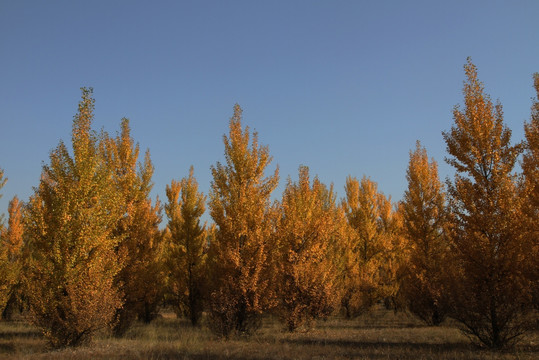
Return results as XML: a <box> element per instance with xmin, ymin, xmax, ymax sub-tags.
<box><xmin>0</xmin><ymin>307</ymin><xmax>537</xmax><ymax>359</ymax></box>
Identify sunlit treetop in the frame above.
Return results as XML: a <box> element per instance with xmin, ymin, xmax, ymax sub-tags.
<box><xmin>443</xmin><ymin>58</ymin><xmax>521</xmax><ymax>183</ymax></box>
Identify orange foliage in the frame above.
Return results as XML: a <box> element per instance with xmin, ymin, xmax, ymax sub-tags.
<box><xmin>0</xmin><ymin>168</ymin><xmax>6</xmax><ymax>228</ymax></box>
<box><xmin>105</xmin><ymin>119</ymin><xmax>163</xmax><ymax>335</ymax></box>
<box><xmin>442</xmin><ymin>59</ymin><xmax>533</xmax><ymax>349</ymax></box>
<box><xmin>164</xmin><ymin>166</ymin><xmax>207</xmax><ymax>326</ymax></box>
<box><xmin>275</xmin><ymin>166</ymin><xmax>345</xmax><ymax>331</ymax></box>
<box><xmin>207</xmin><ymin>104</ymin><xmax>279</xmax><ymax>337</ymax></box>
<box><xmin>521</xmin><ymin>73</ymin><xmax>539</xmax><ymax>310</ymax></box>
<box><xmin>23</xmin><ymin>88</ymin><xmax>123</xmax><ymax>347</ymax></box>
<box><xmin>1</xmin><ymin>192</ymin><xmax>24</xmax><ymax>316</ymax></box>
<box><xmin>341</xmin><ymin>176</ymin><xmax>400</xmax><ymax>317</ymax></box>
<box><xmin>4</xmin><ymin>197</ymin><xmax>24</xmax><ymax>261</ymax></box>
<box><xmin>398</xmin><ymin>141</ymin><xmax>449</xmax><ymax>325</ymax></box>
<box><xmin>4</xmin><ymin>62</ymin><xmax>537</xmax><ymax>348</ymax></box>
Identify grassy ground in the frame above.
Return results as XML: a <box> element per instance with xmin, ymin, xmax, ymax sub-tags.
<box><xmin>0</xmin><ymin>307</ymin><xmax>537</xmax><ymax>359</ymax></box>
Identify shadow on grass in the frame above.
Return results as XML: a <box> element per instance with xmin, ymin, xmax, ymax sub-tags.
<box><xmin>30</xmin><ymin>348</ymin><xmax>265</xmax><ymax>360</ymax></box>
<box><xmin>282</xmin><ymin>337</ymin><xmax>472</xmax><ymax>350</ymax></box>
<box><xmin>280</xmin><ymin>337</ymin><xmax>539</xmax><ymax>356</ymax></box>
<box><xmin>139</xmin><ymin>352</ymin><xmax>258</xmax><ymax>360</ymax></box>
<box><xmin>0</xmin><ymin>329</ymin><xmax>41</xmax><ymax>339</ymax></box>
<box><xmin>323</xmin><ymin>322</ymin><xmax>430</xmax><ymax>330</ymax></box>
<box><xmin>0</xmin><ymin>342</ymin><xmax>15</xmax><ymax>353</ymax></box>
<box><xmin>122</xmin><ymin>318</ymin><xmax>205</xmax><ymax>341</ymax></box>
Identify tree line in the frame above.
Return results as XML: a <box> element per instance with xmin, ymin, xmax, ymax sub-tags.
<box><xmin>0</xmin><ymin>59</ymin><xmax>537</xmax><ymax>349</ymax></box>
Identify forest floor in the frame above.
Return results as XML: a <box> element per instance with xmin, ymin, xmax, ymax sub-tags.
<box><xmin>0</xmin><ymin>306</ymin><xmax>537</xmax><ymax>359</ymax></box>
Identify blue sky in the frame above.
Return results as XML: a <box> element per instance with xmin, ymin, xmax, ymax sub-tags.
<box><xmin>1</xmin><ymin>0</ymin><xmax>538</xmax><ymax>222</ymax></box>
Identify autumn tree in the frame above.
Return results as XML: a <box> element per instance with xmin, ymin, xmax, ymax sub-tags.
<box><xmin>105</xmin><ymin>118</ymin><xmax>163</xmax><ymax>336</ymax></box>
<box><xmin>207</xmin><ymin>104</ymin><xmax>279</xmax><ymax>337</ymax></box>
<box><xmin>398</xmin><ymin>141</ymin><xmax>449</xmax><ymax>325</ymax></box>
<box><xmin>340</xmin><ymin>176</ymin><xmax>398</xmax><ymax>317</ymax></box>
<box><xmin>164</xmin><ymin>166</ymin><xmax>207</xmax><ymax>326</ymax></box>
<box><xmin>0</xmin><ymin>170</ymin><xmax>12</xmax><ymax>314</ymax></box>
<box><xmin>2</xmin><ymin>197</ymin><xmax>23</xmax><ymax>265</ymax></box>
<box><xmin>0</xmin><ymin>169</ymin><xmax>5</xmax><ymax>223</ymax></box>
<box><xmin>521</xmin><ymin>73</ymin><xmax>539</xmax><ymax>310</ymax></box>
<box><xmin>0</xmin><ymin>169</ymin><xmax>5</xmax><ymax>249</ymax></box>
<box><xmin>275</xmin><ymin>166</ymin><xmax>345</xmax><ymax>331</ymax></box>
<box><xmin>23</xmin><ymin>88</ymin><xmax>124</xmax><ymax>347</ymax></box>
<box><xmin>442</xmin><ymin>59</ymin><xmax>533</xmax><ymax>349</ymax></box>
<box><xmin>1</xmin><ymin>196</ymin><xmax>24</xmax><ymax>319</ymax></box>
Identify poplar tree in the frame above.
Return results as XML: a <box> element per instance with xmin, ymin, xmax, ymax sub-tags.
<box><xmin>208</xmin><ymin>104</ymin><xmax>279</xmax><ymax>337</ymax></box>
<box><xmin>105</xmin><ymin>119</ymin><xmax>163</xmax><ymax>335</ymax></box>
<box><xmin>521</xmin><ymin>73</ymin><xmax>539</xmax><ymax>310</ymax></box>
<box><xmin>276</xmin><ymin>166</ymin><xmax>345</xmax><ymax>331</ymax></box>
<box><xmin>1</xmin><ymin>196</ymin><xmax>24</xmax><ymax>319</ymax></box>
<box><xmin>23</xmin><ymin>88</ymin><xmax>123</xmax><ymax>347</ymax></box>
<box><xmin>165</xmin><ymin>166</ymin><xmax>207</xmax><ymax>326</ymax></box>
<box><xmin>3</xmin><ymin>197</ymin><xmax>23</xmax><ymax>262</ymax></box>
<box><xmin>341</xmin><ymin>176</ymin><xmax>397</xmax><ymax>316</ymax></box>
<box><xmin>0</xmin><ymin>168</ymin><xmax>5</xmax><ymax>219</ymax></box>
<box><xmin>0</xmin><ymin>170</ymin><xmax>12</xmax><ymax>314</ymax></box>
<box><xmin>442</xmin><ymin>59</ymin><xmax>532</xmax><ymax>348</ymax></box>
<box><xmin>399</xmin><ymin>141</ymin><xmax>449</xmax><ymax>325</ymax></box>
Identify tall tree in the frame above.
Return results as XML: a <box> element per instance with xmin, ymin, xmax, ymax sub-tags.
<box><xmin>0</xmin><ymin>171</ymin><xmax>14</xmax><ymax>315</ymax></box>
<box><xmin>207</xmin><ymin>104</ymin><xmax>279</xmax><ymax>337</ymax></box>
<box><xmin>1</xmin><ymin>196</ymin><xmax>24</xmax><ymax>319</ymax></box>
<box><xmin>105</xmin><ymin>119</ymin><xmax>163</xmax><ymax>335</ymax></box>
<box><xmin>521</xmin><ymin>73</ymin><xmax>539</xmax><ymax>310</ymax></box>
<box><xmin>165</xmin><ymin>166</ymin><xmax>207</xmax><ymax>326</ymax></box>
<box><xmin>341</xmin><ymin>176</ymin><xmax>398</xmax><ymax>317</ymax></box>
<box><xmin>399</xmin><ymin>141</ymin><xmax>449</xmax><ymax>325</ymax></box>
<box><xmin>3</xmin><ymin>197</ymin><xmax>23</xmax><ymax>262</ymax></box>
<box><xmin>442</xmin><ymin>59</ymin><xmax>533</xmax><ymax>349</ymax></box>
<box><xmin>275</xmin><ymin>166</ymin><xmax>345</xmax><ymax>331</ymax></box>
<box><xmin>0</xmin><ymin>169</ymin><xmax>5</xmax><ymax>227</ymax></box>
<box><xmin>23</xmin><ymin>88</ymin><xmax>123</xmax><ymax>347</ymax></box>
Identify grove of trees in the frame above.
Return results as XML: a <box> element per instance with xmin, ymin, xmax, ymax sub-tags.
<box><xmin>0</xmin><ymin>59</ymin><xmax>537</xmax><ymax>350</ymax></box>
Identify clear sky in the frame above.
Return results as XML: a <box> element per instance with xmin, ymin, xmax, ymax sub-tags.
<box><xmin>1</xmin><ymin>0</ymin><xmax>538</xmax><ymax>222</ymax></box>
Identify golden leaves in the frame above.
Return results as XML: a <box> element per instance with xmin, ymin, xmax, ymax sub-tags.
<box><xmin>399</xmin><ymin>141</ymin><xmax>449</xmax><ymax>325</ymax></box>
<box><xmin>165</xmin><ymin>166</ymin><xmax>207</xmax><ymax>325</ymax></box>
<box><xmin>276</xmin><ymin>166</ymin><xmax>343</xmax><ymax>331</ymax></box>
<box><xmin>207</xmin><ymin>104</ymin><xmax>279</xmax><ymax>336</ymax></box>
<box><xmin>341</xmin><ymin>175</ymin><xmax>399</xmax><ymax>317</ymax></box>
<box><xmin>24</xmin><ymin>89</ymin><xmax>125</xmax><ymax>347</ymax></box>
<box><xmin>442</xmin><ymin>60</ymin><xmax>534</xmax><ymax>349</ymax></box>
<box><xmin>106</xmin><ymin>117</ymin><xmax>163</xmax><ymax>335</ymax></box>
<box><xmin>0</xmin><ymin>193</ymin><xmax>23</xmax><ymax>316</ymax></box>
